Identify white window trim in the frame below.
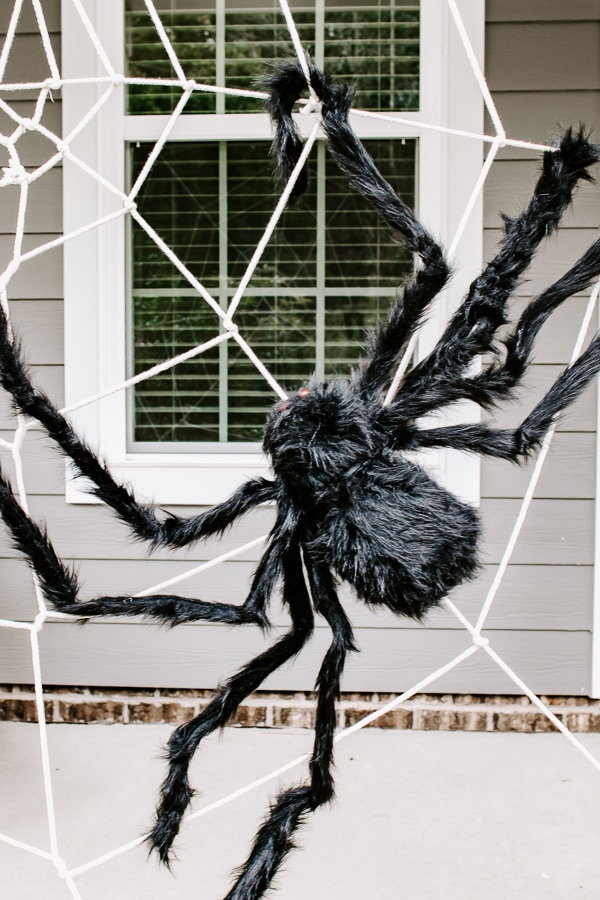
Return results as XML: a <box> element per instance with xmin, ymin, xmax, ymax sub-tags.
<box><xmin>62</xmin><ymin>0</ymin><xmax>484</xmax><ymax>506</ymax></box>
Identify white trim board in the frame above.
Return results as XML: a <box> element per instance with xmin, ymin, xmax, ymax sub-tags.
<box><xmin>61</xmin><ymin>0</ymin><xmax>484</xmax><ymax>505</ymax></box>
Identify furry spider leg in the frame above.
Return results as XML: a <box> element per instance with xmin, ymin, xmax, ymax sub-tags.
<box><xmin>149</xmin><ymin>536</ymin><xmax>315</xmax><ymax>867</ymax></box>
<box><xmin>0</xmin><ymin>462</ymin><xmax>317</xmax><ymax>876</ymax></box>
<box><xmin>301</xmin><ymin>64</ymin><xmax>600</xmax><ymax>438</ymax></box>
<box><xmin>0</xmin><ymin>300</ymin><xmax>277</xmax><ymax>555</ymax></box>
<box><xmin>0</xmin><ymin>460</ymin><xmax>272</xmax><ymax>626</ymax></box>
<box><xmin>405</xmin><ymin>321</ymin><xmax>600</xmax><ymax>462</ymax></box>
<box><xmin>224</xmin><ymin>549</ymin><xmax>356</xmax><ymax>900</ymax></box>
<box><xmin>384</xmin><ymin>235</ymin><xmax>600</xmax><ymax>448</ymax></box>
<box><xmin>450</xmin><ymin>236</ymin><xmax>600</xmax><ymax>411</ymax></box>
<box><xmin>265</xmin><ymin>62</ymin><xmax>452</xmax><ymax>397</ymax></box>
<box><xmin>392</xmin><ymin>126</ymin><xmax>600</xmax><ymax>420</ymax></box>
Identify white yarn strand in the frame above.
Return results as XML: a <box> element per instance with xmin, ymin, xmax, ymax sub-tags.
<box><xmin>31</xmin><ymin>0</ymin><xmax>61</xmax><ymax>84</ymax></box>
<box><xmin>134</xmin><ymin>534</ymin><xmax>268</xmax><ymax>597</ymax></box>
<box><xmin>277</xmin><ymin>0</ymin><xmax>313</xmax><ymax>85</ymax></box>
<box><xmin>143</xmin><ymin>0</ymin><xmax>188</xmax><ymax>84</ymax></box>
<box><xmin>226</xmin><ymin>118</ymin><xmax>321</xmax><ymax>322</ymax></box>
<box><xmin>0</xmin><ymin>0</ymin><xmax>22</xmax><ymax>83</ymax></box>
<box><xmin>68</xmin><ymin>0</ymin><xmax>116</xmax><ymax>77</ymax></box>
<box><xmin>447</xmin><ymin>0</ymin><xmax>505</xmax><ymax>141</ymax></box>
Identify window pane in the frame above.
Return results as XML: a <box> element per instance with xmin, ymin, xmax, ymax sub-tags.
<box><xmin>132</xmin><ymin>294</ymin><xmax>221</xmax><ymax>442</ymax></box>
<box><xmin>224</xmin><ymin>6</ymin><xmax>315</xmax><ymax>113</ymax></box>
<box><xmin>126</xmin><ymin>1</ymin><xmax>218</xmax><ymax>114</ymax></box>
<box><xmin>131</xmin><ymin>142</ymin><xmax>220</xmax><ymax>290</ymax></box>
<box><xmin>129</xmin><ymin>138</ymin><xmax>415</xmax><ymax>445</ymax></box>
<box><xmin>227</xmin><ymin>142</ymin><xmax>318</xmax><ymax>287</ymax></box>
<box><xmin>228</xmin><ymin>294</ymin><xmax>317</xmax><ymax>441</ymax></box>
<box><xmin>324</xmin><ymin>295</ymin><xmax>391</xmax><ymax>377</ymax></box>
<box><xmin>325</xmin><ymin>139</ymin><xmax>414</xmax><ymax>288</ymax></box>
<box><xmin>125</xmin><ymin>0</ymin><xmax>420</xmax><ymax>114</ymax></box>
<box><xmin>324</xmin><ymin>5</ymin><xmax>419</xmax><ymax>110</ymax></box>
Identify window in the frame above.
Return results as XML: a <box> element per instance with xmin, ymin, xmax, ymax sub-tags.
<box><xmin>125</xmin><ymin>1</ymin><xmax>419</xmax><ymax>450</ymax></box>
<box><xmin>62</xmin><ymin>0</ymin><xmax>484</xmax><ymax>504</ymax></box>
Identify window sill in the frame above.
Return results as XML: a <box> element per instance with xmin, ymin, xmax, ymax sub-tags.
<box><xmin>66</xmin><ymin>452</ymin><xmax>273</xmax><ymax>506</ymax></box>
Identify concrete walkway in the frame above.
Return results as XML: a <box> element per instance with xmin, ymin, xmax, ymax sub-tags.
<box><xmin>1</xmin><ymin>723</ymin><xmax>599</xmax><ymax>899</ymax></box>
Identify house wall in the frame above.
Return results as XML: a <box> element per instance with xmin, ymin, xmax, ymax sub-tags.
<box><xmin>0</xmin><ymin>0</ymin><xmax>599</xmax><ymax>694</ymax></box>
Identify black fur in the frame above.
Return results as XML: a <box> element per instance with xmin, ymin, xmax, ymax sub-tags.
<box><xmin>0</xmin><ymin>60</ymin><xmax>600</xmax><ymax>898</ymax></box>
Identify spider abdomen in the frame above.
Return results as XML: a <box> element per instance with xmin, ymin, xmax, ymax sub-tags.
<box><xmin>309</xmin><ymin>456</ymin><xmax>480</xmax><ymax>620</ymax></box>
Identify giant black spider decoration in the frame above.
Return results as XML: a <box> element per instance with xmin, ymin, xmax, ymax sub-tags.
<box><xmin>1</xmin><ymin>61</ymin><xmax>600</xmax><ymax>899</ymax></box>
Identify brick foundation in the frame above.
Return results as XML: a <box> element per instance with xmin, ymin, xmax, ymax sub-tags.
<box><xmin>1</xmin><ymin>685</ymin><xmax>600</xmax><ymax>732</ymax></box>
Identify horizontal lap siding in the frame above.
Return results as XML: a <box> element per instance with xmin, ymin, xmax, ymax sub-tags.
<box><xmin>0</xmin><ymin>3</ymin><xmax>599</xmax><ymax>694</ymax></box>
<box><xmin>0</xmin><ymin>622</ymin><xmax>591</xmax><ymax>695</ymax></box>
<box><xmin>476</xmin><ymin>7</ymin><xmax>600</xmax><ymax>694</ymax></box>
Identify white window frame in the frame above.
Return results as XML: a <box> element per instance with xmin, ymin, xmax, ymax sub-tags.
<box><xmin>61</xmin><ymin>0</ymin><xmax>484</xmax><ymax>505</ymax></box>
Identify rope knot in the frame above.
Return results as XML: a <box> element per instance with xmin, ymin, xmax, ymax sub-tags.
<box><xmin>44</xmin><ymin>76</ymin><xmax>62</xmax><ymax>92</ymax></box>
<box><xmin>300</xmin><ymin>93</ymin><xmax>321</xmax><ymax>116</ymax></box>
<box><xmin>54</xmin><ymin>856</ymin><xmax>69</xmax><ymax>881</ymax></box>
<box><xmin>32</xmin><ymin>612</ymin><xmax>47</xmax><ymax>634</ymax></box>
<box><xmin>222</xmin><ymin>317</ymin><xmax>239</xmax><ymax>334</ymax></box>
<box><xmin>0</xmin><ymin>162</ymin><xmax>27</xmax><ymax>186</ymax></box>
<box><xmin>471</xmin><ymin>633</ymin><xmax>489</xmax><ymax>648</ymax></box>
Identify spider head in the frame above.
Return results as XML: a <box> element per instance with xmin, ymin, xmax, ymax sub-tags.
<box><xmin>263</xmin><ymin>379</ymin><xmax>376</xmax><ymax>485</ymax></box>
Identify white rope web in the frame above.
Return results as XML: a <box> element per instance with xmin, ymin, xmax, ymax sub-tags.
<box><xmin>0</xmin><ymin>0</ymin><xmax>599</xmax><ymax>896</ymax></box>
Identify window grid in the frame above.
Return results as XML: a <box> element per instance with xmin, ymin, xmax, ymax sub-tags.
<box><xmin>125</xmin><ymin>0</ymin><xmax>420</xmax><ymax>115</ymax></box>
<box><xmin>125</xmin><ymin>0</ymin><xmax>420</xmax><ymax>448</ymax></box>
<box><xmin>129</xmin><ymin>137</ymin><xmax>416</xmax><ymax>447</ymax></box>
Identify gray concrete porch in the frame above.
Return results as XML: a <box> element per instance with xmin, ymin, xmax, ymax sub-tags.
<box><xmin>0</xmin><ymin>723</ymin><xmax>599</xmax><ymax>899</ymax></box>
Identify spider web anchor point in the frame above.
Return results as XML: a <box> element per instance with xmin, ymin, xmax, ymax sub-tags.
<box><xmin>222</xmin><ymin>317</ymin><xmax>239</xmax><ymax>334</ymax></box>
<box><xmin>19</xmin><ymin>117</ymin><xmax>37</xmax><ymax>132</ymax></box>
<box><xmin>0</xmin><ymin>161</ymin><xmax>27</xmax><ymax>185</ymax></box>
<box><xmin>300</xmin><ymin>94</ymin><xmax>321</xmax><ymax>116</ymax></box>
<box><xmin>43</xmin><ymin>77</ymin><xmax>62</xmax><ymax>93</ymax></box>
<box><xmin>32</xmin><ymin>612</ymin><xmax>46</xmax><ymax>634</ymax></box>
<box><xmin>471</xmin><ymin>633</ymin><xmax>489</xmax><ymax>648</ymax></box>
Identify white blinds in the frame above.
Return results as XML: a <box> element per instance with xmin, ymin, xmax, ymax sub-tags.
<box><xmin>125</xmin><ymin>0</ymin><xmax>420</xmax><ymax>115</ymax></box>
<box><xmin>130</xmin><ymin>139</ymin><xmax>416</xmax><ymax>444</ymax></box>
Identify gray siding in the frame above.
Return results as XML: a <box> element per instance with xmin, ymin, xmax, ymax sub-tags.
<box><xmin>0</xmin><ymin>1</ymin><xmax>599</xmax><ymax>694</ymax></box>
<box><xmin>476</xmin><ymin>0</ymin><xmax>600</xmax><ymax>694</ymax></box>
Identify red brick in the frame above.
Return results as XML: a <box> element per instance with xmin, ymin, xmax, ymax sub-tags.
<box><xmin>564</xmin><ymin>712</ymin><xmax>600</xmax><ymax>733</ymax></box>
<box><xmin>128</xmin><ymin>702</ymin><xmax>194</xmax><ymax>724</ymax></box>
<box><xmin>0</xmin><ymin>698</ymin><xmax>52</xmax><ymax>723</ymax></box>
<box><xmin>343</xmin><ymin>707</ymin><xmax>414</xmax><ymax>729</ymax></box>
<box><xmin>492</xmin><ymin>711</ymin><xmax>560</xmax><ymax>733</ymax></box>
<box><xmin>417</xmin><ymin>709</ymin><xmax>487</xmax><ymax>732</ymax></box>
<box><xmin>232</xmin><ymin>706</ymin><xmax>267</xmax><ymax>727</ymax></box>
<box><xmin>59</xmin><ymin>700</ymin><xmax>124</xmax><ymax>724</ymax></box>
<box><xmin>273</xmin><ymin>706</ymin><xmax>315</xmax><ymax>728</ymax></box>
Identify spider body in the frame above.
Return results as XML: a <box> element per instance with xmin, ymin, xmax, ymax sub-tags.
<box><xmin>265</xmin><ymin>380</ymin><xmax>480</xmax><ymax>619</ymax></box>
<box><xmin>311</xmin><ymin>453</ymin><xmax>481</xmax><ymax>618</ymax></box>
<box><xmin>1</xmin><ymin>60</ymin><xmax>600</xmax><ymax>900</ymax></box>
